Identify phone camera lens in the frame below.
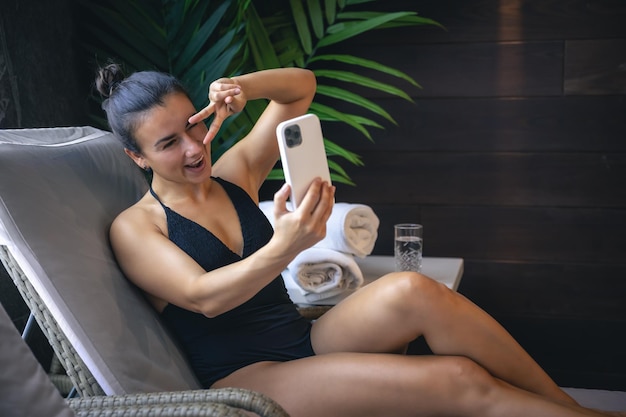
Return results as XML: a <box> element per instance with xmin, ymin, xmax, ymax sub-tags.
<box><xmin>284</xmin><ymin>124</ymin><xmax>302</xmax><ymax>148</ymax></box>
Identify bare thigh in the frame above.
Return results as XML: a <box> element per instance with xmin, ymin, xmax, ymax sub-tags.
<box><xmin>310</xmin><ymin>272</ymin><xmax>452</xmax><ymax>354</ymax></box>
<box><xmin>212</xmin><ymin>353</ymin><xmax>493</xmax><ymax>417</ymax></box>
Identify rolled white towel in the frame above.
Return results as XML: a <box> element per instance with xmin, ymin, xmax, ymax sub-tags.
<box><xmin>282</xmin><ymin>270</ymin><xmax>346</xmax><ymax>304</ymax></box>
<box><xmin>258</xmin><ymin>201</ymin><xmax>379</xmax><ymax>258</ymax></box>
<box><xmin>284</xmin><ymin>248</ymin><xmax>364</xmax><ymax>303</ymax></box>
<box><xmin>317</xmin><ymin>202</ymin><xmax>379</xmax><ymax>257</ymax></box>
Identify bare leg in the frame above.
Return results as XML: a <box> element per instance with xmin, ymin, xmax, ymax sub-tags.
<box><xmin>213</xmin><ymin>352</ymin><xmax>615</xmax><ymax>417</ymax></box>
<box><xmin>311</xmin><ymin>272</ymin><xmax>576</xmax><ymax>405</ymax></box>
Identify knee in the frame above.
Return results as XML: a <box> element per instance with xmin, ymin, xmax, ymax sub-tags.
<box><xmin>383</xmin><ymin>271</ymin><xmax>451</xmax><ymax>309</ymax></box>
<box><xmin>440</xmin><ymin>356</ymin><xmax>498</xmax><ymax>402</ymax></box>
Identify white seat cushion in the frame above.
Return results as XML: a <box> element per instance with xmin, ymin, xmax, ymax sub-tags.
<box><xmin>0</xmin><ymin>127</ymin><xmax>200</xmax><ymax>394</ymax></box>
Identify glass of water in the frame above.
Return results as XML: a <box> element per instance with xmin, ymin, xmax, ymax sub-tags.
<box><xmin>394</xmin><ymin>223</ymin><xmax>423</xmax><ymax>272</ymax></box>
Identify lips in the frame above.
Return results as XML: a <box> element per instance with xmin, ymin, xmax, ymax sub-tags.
<box><xmin>186</xmin><ymin>156</ymin><xmax>204</xmax><ymax>169</ymax></box>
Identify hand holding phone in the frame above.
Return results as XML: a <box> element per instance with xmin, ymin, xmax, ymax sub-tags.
<box><xmin>276</xmin><ymin>114</ymin><xmax>332</xmax><ymax>209</ymax></box>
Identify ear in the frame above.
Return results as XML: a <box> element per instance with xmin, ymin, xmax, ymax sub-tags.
<box><xmin>124</xmin><ymin>148</ymin><xmax>147</xmax><ymax>170</ymax></box>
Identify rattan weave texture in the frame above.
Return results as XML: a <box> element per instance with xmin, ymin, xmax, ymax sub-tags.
<box><xmin>1</xmin><ymin>245</ymin><xmax>290</xmax><ymax>416</ymax></box>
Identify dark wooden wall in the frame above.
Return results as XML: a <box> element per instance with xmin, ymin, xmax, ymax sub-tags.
<box><xmin>0</xmin><ymin>0</ymin><xmax>88</xmax><ymax>128</ymax></box>
<box><xmin>309</xmin><ymin>0</ymin><xmax>626</xmax><ymax>390</ymax></box>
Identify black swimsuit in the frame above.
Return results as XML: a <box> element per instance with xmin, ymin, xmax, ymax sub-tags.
<box><xmin>152</xmin><ymin>177</ymin><xmax>314</xmax><ymax>388</ymax></box>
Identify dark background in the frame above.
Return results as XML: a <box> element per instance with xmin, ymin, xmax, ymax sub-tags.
<box><xmin>1</xmin><ymin>0</ymin><xmax>625</xmax><ymax>390</ymax></box>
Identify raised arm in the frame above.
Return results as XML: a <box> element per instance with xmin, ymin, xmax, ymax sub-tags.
<box><xmin>189</xmin><ymin>68</ymin><xmax>317</xmax><ymax>194</ymax></box>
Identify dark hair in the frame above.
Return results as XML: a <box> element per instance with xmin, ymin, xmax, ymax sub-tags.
<box><xmin>95</xmin><ymin>63</ymin><xmax>190</xmax><ymax>153</ymax></box>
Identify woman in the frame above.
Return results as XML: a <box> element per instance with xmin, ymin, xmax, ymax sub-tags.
<box><xmin>97</xmin><ymin>63</ymin><xmax>622</xmax><ymax>417</ymax></box>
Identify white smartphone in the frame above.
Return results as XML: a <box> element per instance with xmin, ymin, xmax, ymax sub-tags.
<box><xmin>276</xmin><ymin>113</ymin><xmax>332</xmax><ymax>209</ymax></box>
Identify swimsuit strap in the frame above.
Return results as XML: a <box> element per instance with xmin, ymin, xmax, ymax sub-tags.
<box><xmin>149</xmin><ymin>186</ymin><xmax>166</xmax><ymax>207</ymax></box>
<box><xmin>149</xmin><ymin>177</ymin><xmax>220</xmax><ymax>209</ymax></box>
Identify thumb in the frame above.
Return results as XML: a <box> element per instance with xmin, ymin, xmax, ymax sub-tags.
<box><xmin>273</xmin><ymin>183</ymin><xmax>291</xmax><ymax>217</ymax></box>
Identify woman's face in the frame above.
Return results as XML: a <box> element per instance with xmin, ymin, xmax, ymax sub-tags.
<box><xmin>129</xmin><ymin>92</ymin><xmax>211</xmax><ymax>184</ymax></box>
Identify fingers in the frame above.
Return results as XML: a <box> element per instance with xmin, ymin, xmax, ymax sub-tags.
<box><xmin>188</xmin><ymin>102</ymin><xmax>215</xmax><ymax>124</ymax></box>
<box><xmin>320</xmin><ymin>182</ymin><xmax>335</xmax><ymax>218</ymax></box>
<box><xmin>210</xmin><ymin>84</ymin><xmax>240</xmax><ymax>103</ymax></box>
<box><xmin>271</xmin><ymin>180</ymin><xmax>334</xmax><ymax>252</ymax></box>
<box><xmin>188</xmin><ymin>80</ymin><xmax>241</xmax><ymax>130</ymax></box>
<box><xmin>203</xmin><ymin>114</ymin><xmax>226</xmax><ymax>145</ymax></box>
<box><xmin>273</xmin><ymin>183</ymin><xmax>291</xmax><ymax>217</ymax></box>
<box><xmin>312</xmin><ymin>180</ymin><xmax>335</xmax><ymax>223</ymax></box>
<box><xmin>298</xmin><ymin>178</ymin><xmax>334</xmax><ymax>216</ymax></box>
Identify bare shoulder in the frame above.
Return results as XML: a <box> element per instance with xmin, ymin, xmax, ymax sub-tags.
<box><xmin>109</xmin><ymin>194</ymin><xmax>166</xmax><ymax>250</ymax></box>
<box><xmin>108</xmin><ymin>195</ymin><xmax>178</xmax><ymax>312</ymax></box>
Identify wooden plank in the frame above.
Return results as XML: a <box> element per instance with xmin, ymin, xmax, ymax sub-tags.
<box><xmin>496</xmin><ymin>317</ymin><xmax>626</xmax><ymax>391</ymax></box>
<box><xmin>321</xmin><ymin>96</ymin><xmax>626</xmax><ymax>153</ymax></box>
<box><xmin>565</xmin><ymin>39</ymin><xmax>626</xmax><ymax>95</ymax></box>
<box><xmin>254</xmin><ymin>197</ymin><xmax>626</xmax><ymax>265</ymax></box>
<box><xmin>2</xmin><ymin>0</ymin><xmax>87</xmax><ymax>127</ymax></box>
<box><xmin>407</xmin><ymin>316</ymin><xmax>626</xmax><ymax>391</ymax></box>
<box><xmin>341</xmin><ymin>0</ymin><xmax>626</xmax><ymax>44</ymax></box>
<box><xmin>319</xmin><ymin>41</ymin><xmax>564</xmax><ymax>98</ymax></box>
<box><xmin>458</xmin><ymin>260</ymin><xmax>626</xmax><ymax>318</ymax></box>
<box><xmin>351</xmin><ymin>205</ymin><xmax>626</xmax><ymax>264</ymax></box>
<box><xmin>327</xmin><ymin>152</ymin><xmax>626</xmax><ymax>208</ymax></box>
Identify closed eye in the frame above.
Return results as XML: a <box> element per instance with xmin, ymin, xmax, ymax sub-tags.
<box><xmin>161</xmin><ymin>138</ymin><xmax>177</xmax><ymax>149</ymax></box>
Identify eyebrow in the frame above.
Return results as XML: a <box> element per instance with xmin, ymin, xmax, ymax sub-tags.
<box><xmin>153</xmin><ymin>120</ymin><xmax>192</xmax><ymax>148</ymax></box>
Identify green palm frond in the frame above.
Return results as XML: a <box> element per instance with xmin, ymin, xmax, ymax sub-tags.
<box><xmin>321</xmin><ymin>11</ymin><xmax>417</xmax><ymax>46</ymax></box>
<box><xmin>225</xmin><ymin>0</ymin><xmax>439</xmax><ymax>184</ymax></box>
<box><xmin>76</xmin><ymin>0</ymin><xmax>244</xmax><ymax>125</ymax></box>
<box><xmin>77</xmin><ymin>0</ymin><xmax>439</xmax><ymax>185</ymax></box>
<box><xmin>315</xmin><ymin>85</ymin><xmax>395</xmax><ymax>124</ymax></box>
<box><xmin>313</xmin><ymin>69</ymin><xmax>414</xmax><ymax>102</ymax></box>
<box><xmin>310</xmin><ymin>54</ymin><xmax>421</xmax><ymax>88</ymax></box>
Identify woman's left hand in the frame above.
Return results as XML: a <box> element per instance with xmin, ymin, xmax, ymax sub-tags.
<box><xmin>271</xmin><ymin>179</ymin><xmax>335</xmax><ymax>256</ymax></box>
<box><xmin>188</xmin><ymin>78</ymin><xmax>247</xmax><ymax>144</ymax></box>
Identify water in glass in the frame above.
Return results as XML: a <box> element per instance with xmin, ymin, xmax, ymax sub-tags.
<box><xmin>395</xmin><ymin>235</ymin><xmax>423</xmax><ymax>272</ymax></box>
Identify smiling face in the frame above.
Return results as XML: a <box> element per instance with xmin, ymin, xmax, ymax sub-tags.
<box><xmin>127</xmin><ymin>92</ymin><xmax>211</xmax><ymax>185</ymax></box>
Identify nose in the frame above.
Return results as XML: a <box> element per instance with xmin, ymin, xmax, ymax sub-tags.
<box><xmin>182</xmin><ymin>133</ymin><xmax>204</xmax><ymax>156</ymax></box>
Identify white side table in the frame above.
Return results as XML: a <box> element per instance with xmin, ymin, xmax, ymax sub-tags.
<box><xmin>292</xmin><ymin>256</ymin><xmax>464</xmax><ymax>306</ymax></box>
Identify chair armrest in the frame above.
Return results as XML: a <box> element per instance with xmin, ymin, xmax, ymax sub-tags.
<box><xmin>67</xmin><ymin>388</ymin><xmax>290</xmax><ymax>417</ymax></box>
<box><xmin>71</xmin><ymin>402</ymin><xmax>248</xmax><ymax>416</ymax></box>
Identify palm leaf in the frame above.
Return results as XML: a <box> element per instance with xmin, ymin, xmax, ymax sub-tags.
<box><xmin>289</xmin><ymin>0</ymin><xmax>313</xmax><ymax>54</ymax></box>
<box><xmin>320</xmin><ymin>11</ymin><xmax>416</xmax><ymax>47</ymax></box>
<box><xmin>324</xmin><ymin>139</ymin><xmax>363</xmax><ymax>166</ymax></box>
<box><xmin>77</xmin><ymin>4</ymin><xmax>167</xmax><ymax>69</ymax></box>
<box><xmin>314</xmin><ymin>69</ymin><xmax>414</xmax><ymax>102</ymax></box>
<box><xmin>166</xmin><ymin>2</ymin><xmax>212</xmax><ymax>48</ymax></box>
<box><xmin>328</xmin><ymin>160</ymin><xmax>355</xmax><ymax>185</ymax></box>
<box><xmin>315</xmin><ymin>85</ymin><xmax>395</xmax><ymax>124</ymax></box>
<box><xmin>244</xmin><ymin>4</ymin><xmax>282</xmax><ymax>69</ymax></box>
<box><xmin>181</xmin><ymin>27</ymin><xmax>241</xmax><ymax>87</ymax></box>
<box><xmin>78</xmin><ymin>0</ymin><xmax>440</xmax><ymax>186</ymax></box>
<box><xmin>310</xmin><ymin>54</ymin><xmax>421</xmax><ymax>88</ymax></box>
<box><xmin>306</xmin><ymin>0</ymin><xmax>325</xmax><ymax>39</ymax></box>
<box><xmin>310</xmin><ymin>102</ymin><xmax>380</xmax><ymax>141</ymax></box>
<box><xmin>324</xmin><ymin>0</ymin><xmax>337</xmax><ymax>24</ymax></box>
<box><xmin>339</xmin><ymin>11</ymin><xmax>445</xmax><ymax>29</ymax></box>
<box><xmin>173</xmin><ymin>2</ymin><xmax>230</xmax><ymax>74</ymax></box>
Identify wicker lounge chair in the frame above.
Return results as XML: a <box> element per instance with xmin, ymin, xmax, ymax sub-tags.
<box><xmin>1</xmin><ymin>300</ymin><xmax>280</xmax><ymax>417</ymax></box>
<box><xmin>0</xmin><ymin>127</ymin><xmax>293</xmax><ymax>416</ymax></box>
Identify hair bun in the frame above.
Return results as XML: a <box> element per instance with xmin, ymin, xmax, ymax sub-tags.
<box><xmin>95</xmin><ymin>63</ymin><xmax>125</xmax><ymax>98</ymax></box>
